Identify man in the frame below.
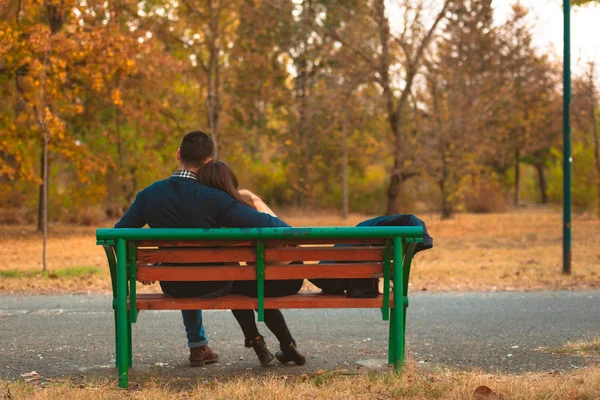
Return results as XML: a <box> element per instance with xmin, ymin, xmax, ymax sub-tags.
<box><xmin>115</xmin><ymin>131</ymin><xmax>289</xmax><ymax>367</ymax></box>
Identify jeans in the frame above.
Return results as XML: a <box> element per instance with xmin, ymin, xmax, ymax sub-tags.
<box><xmin>161</xmin><ymin>281</ymin><xmax>231</xmax><ymax>349</ymax></box>
<box><xmin>181</xmin><ymin>310</ymin><xmax>208</xmax><ymax>348</ymax></box>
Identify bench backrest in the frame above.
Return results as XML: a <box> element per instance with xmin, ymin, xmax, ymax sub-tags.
<box><xmin>135</xmin><ymin>238</ymin><xmax>388</xmax><ymax>282</ymax></box>
<box><xmin>98</xmin><ymin>227</ymin><xmax>422</xmax><ymax>280</ymax></box>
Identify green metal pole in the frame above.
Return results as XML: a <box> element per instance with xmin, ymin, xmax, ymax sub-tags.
<box><xmin>116</xmin><ymin>239</ymin><xmax>129</xmax><ymax>388</ymax></box>
<box><xmin>388</xmin><ymin>313</ymin><xmax>395</xmax><ymax>365</ymax></box>
<box><xmin>392</xmin><ymin>236</ymin><xmax>404</xmax><ymax>372</ymax></box>
<box><xmin>256</xmin><ymin>240</ymin><xmax>265</xmax><ymax>322</ymax></box>
<box><xmin>381</xmin><ymin>239</ymin><xmax>391</xmax><ymax>321</ymax></box>
<box><xmin>563</xmin><ymin>0</ymin><xmax>572</xmax><ymax>275</ymax></box>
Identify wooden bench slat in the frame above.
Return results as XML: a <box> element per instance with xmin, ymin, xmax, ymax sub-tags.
<box><xmin>136</xmin><ymin>238</ymin><xmax>385</xmax><ymax>248</ymax></box>
<box><xmin>137</xmin><ymin>263</ymin><xmax>384</xmax><ymax>281</ymax></box>
<box><xmin>132</xmin><ymin>293</ymin><xmax>392</xmax><ymax>310</ymax></box>
<box><xmin>136</xmin><ymin>247</ymin><xmax>385</xmax><ymax>265</ymax></box>
<box><xmin>137</xmin><ymin>240</ymin><xmax>253</xmax><ymax>248</ymax></box>
<box><xmin>137</xmin><ymin>247</ymin><xmax>255</xmax><ymax>264</ymax></box>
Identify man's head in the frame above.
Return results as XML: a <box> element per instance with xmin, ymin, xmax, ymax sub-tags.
<box><xmin>177</xmin><ymin>131</ymin><xmax>214</xmax><ymax>172</ymax></box>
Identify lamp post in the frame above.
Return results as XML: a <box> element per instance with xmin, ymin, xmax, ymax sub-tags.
<box><xmin>563</xmin><ymin>0</ymin><xmax>572</xmax><ymax>275</ymax></box>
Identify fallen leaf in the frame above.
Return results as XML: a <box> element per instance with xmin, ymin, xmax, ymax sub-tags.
<box><xmin>473</xmin><ymin>385</ymin><xmax>502</xmax><ymax>400</ymax></box>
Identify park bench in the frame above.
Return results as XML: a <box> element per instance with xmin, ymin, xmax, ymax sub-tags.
<box><xmin>96</xmin><ymin>226</ymin><xmax>423</xmax><ymax>388</ymax></box>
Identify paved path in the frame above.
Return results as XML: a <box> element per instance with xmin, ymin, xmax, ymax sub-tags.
<box><xmin>1</xmin><ymin>291</ymin><xmax>598</xmax><ymax>381</ymax></box>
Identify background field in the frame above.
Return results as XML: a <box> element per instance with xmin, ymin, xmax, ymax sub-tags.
<box><xmin>1</xmin><ymin>208</ymin><xmax>598</xmax><ymax>294</ymax></box>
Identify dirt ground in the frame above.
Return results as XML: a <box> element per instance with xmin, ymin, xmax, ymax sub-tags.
<box><xmin>0</xmin><ymin>208</ymin><xmax>599</xmax><ymax>294</ymax></box>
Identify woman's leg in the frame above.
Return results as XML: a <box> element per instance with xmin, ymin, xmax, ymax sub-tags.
<box><xmin>230</xmin><ymin>309</ymin><xmax>262</xmax><ymax>344</ymax></box>
<box><xmin>233</xmin><ymin>279</ymin><xmax>303</xmax><ymax>298</ymax></box>
<box><xmin>232</xmin><ymin>281</ymin><xmax>306</xmax><ymax>365</ymax></box>
<box><xmin>262</xmin><ymin>309</ymin><xmax>293</xmax><ymax>346</ymax></box>
<box><xmin>230</xmin><ymin>308</ymin><xmax>275</xmax><ymax>366</ymax></box>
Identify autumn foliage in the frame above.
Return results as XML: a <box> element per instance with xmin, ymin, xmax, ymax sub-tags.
<box><xmin>0</xmin><ymin>0</ymin><xmax>599</xmax><ymax>225</ymax></box>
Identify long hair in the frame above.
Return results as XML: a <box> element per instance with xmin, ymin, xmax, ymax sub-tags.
<box><xmin>197</xmin><ymin>160</ymin><xmax>252</xmax><ymax>207</ymax></box>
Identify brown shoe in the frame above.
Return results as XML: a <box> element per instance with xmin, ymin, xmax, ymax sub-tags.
<box><xmin>189</xmin><ymin>345</ymin><xmax>220</xmax><ymax>367</ymax></box>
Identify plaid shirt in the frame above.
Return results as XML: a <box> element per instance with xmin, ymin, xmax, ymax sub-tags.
<box><xmin>171</xmin><ymin>170</ymin><xmax>198</xmax><ymax>181</ymax></box>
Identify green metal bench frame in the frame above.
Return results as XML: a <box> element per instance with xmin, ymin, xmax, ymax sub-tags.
<box><xmin>96</xmin><ymin>226</ymin><xmax>423</xmax><ymax>388</ymax></box>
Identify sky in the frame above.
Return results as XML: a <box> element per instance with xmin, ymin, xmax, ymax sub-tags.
<box><xmin>493</xmin><ymin>0</ymin><xmax>600</xmax><ymax>76</ymax></box>
<box><xmin>387</xmin><ymin>0</ymin><xmax>600</xmax><ymax>79</ymax></box>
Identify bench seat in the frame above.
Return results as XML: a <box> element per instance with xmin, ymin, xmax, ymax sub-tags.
<box><xmin>132</xmin><ymin>293</ymin><xmax>396</xmax><ymax>310</ymax></box>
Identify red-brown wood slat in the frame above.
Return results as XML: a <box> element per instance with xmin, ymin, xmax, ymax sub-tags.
<box><xmin>138</xmin><ymin>265</ymin><xmax>256</xmax><ymax>281</ymax></box>
<box><xmin>136</xmin><ymin>246</ymin><xmax>385</xmax><ymax>265</ymax></box>
<box><xmin>137</xmin><ymin>240</ymin><xmax>253</xmax><ymax>248</ymax></box>
<box><xmin>131</xmin><ymin>293</ymin><xmax>393</xmax><ymax>310</ymax></box>
<box><xmin>137</xmin><ymin>247</ymin><xmax>255</xmax><ymax>265</ymax></box>
<box><xmin>136</xmin><ymin>263</ymin><xmax>384</xmax><ymax>281</ymax></box>
<box><xmin>135</xmin><ymin>238</ymin><xmax>385</xmax><ymax>248</ymax></box>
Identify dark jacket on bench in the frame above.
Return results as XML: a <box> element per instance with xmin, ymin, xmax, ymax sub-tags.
<box><xmin>115</xmin><ymin>174</ymin><xmax>289</xmax><ymax>296</ymax></box>
<box><xmin>310</xmin><ymin>214</ymin><xmax>433</xmax><ymax>297</ymax></box>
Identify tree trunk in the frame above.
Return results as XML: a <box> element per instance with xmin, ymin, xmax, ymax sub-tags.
<box><xmin>296</xmin><ymin>53</ymin><xmax>310</xmax><ymax>208</ymax></box>
<box><xmin>342</xmin><ymin>119</ymin><xmax>349</xmax><ymax>219</ymax></box>
<box><xmin>535</xmin><ymin>163</ymin><xmax>548</xmax><ymax>204</ymax></box>
<box><xmin>37</xmin><ymin>145</ymin><xmax>46</xmax><ymax>232</ymax></box>
<box><xmin>205</xmin><ymin>0</ymin><xmax>222</xmax><ymax>159</ymax></box>
<box><xmin>386</xmin><ymin>167</ymin><xmax>401</xmax><ymax>215</ymax></box>
<box><xmin>42</xmin><ymin>131</ymin><xmax>48</xmax><ymax>272</ymax></box>
<box><xmin>440</xmin><ymin>181</ymin><xmax>452</xmax><ymax>220</ymax></box>
<box><xmin>439</xmin><ymin>144</ymin><xmax>452</xmax><ymax>219</ymax></box>
<box><xmin>514</xmin><ymin>148</ymin><xmax>520</xmax><ymax>206</ymax></box>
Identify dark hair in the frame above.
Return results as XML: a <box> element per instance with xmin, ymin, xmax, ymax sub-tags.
<box><xmin>197</xmin><ymin>160</ymin><xmax>252</xmax><ymax>207</ymax></box>
<box><xmin>179</xmin><ymin>131</ymin><xmax>214</xmax><ymax>166</ymax></box>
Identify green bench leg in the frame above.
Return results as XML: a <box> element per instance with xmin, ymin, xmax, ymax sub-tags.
<box><xmin>116</xmin><ymin>239</ymin><xmax>129</xmax><ymax>388</ymax></box>
<box><xmin>388</xmin><ymin>312</ymin><xmax>395</xmax><ymax>364</ymax></box>
<box><xmin>113</xmin><ymin>310</ymin><xmax>120</xmax><ymax>369</ymax></box>
<box><xmin>392</xmin><ymin>236</ymin><xmax>405</xmax><ymax>373</ymax></box>
<box><xmin>127</xmin><ymin>312</ymin><xmax>133</xmax><ymax>368</ymax></box>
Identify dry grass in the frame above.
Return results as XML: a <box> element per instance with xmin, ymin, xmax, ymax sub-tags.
<box><xmin>550</xmin><ymin>336</ymin><xmax>600</xmax><ymax>357</ymax></box>
<box><xmin>2</xmin><ymin>364</ymin><xmax>600</xmax><ymax>399</ymax></box>
<box><xmin>1</xmin><ymin>208</ymin><xmax>599</xmax><ymax>294</ymax></box>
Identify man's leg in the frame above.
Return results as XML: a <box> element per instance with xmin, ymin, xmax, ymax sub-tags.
<box><xmin>181</xmin><ymin>310</ymin><xmax>219</xmax><ymax>366</ymax></box>
<box><xmin>181</xmin><ymin>310</ymin><xmax>208</xmax><ymax>348</ymax></box>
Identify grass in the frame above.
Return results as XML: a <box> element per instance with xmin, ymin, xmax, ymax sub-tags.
<box><xmin>2</xmin><ymin>365</ymin><xmax>600</xmax><ymax>399</ymax></box>
<box><xmin>0</xmin><ymin>266</ymin><xmax>101</xmax><ymax>278</ymax></box>
<box><xmin>547</xmin><ymin>336</ymin><xmax>600</xmax><ymax>357</ymax></box>
<box><xmin>0</xmin><ymin>208</ymin><xmax>599</xmax><ymax>294</ymax></box>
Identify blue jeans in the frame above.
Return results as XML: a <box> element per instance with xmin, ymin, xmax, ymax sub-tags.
<box><xmin>161</xmin><ymin>280</ymin><xmax>230</xmax><ymax>349</ymax></box>
<box><xmin>181</xmin><ymin>310</ymin><xmax>208</xmax><ymax>348</ymax></box>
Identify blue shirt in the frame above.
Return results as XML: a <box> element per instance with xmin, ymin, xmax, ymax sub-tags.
<box><xmin>115</xmin><ymin>172</ymin><xmax>289</xmax><ymax>229</ymax></box>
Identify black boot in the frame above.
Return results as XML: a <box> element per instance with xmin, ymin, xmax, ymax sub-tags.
<box><xmin>275</xmin><ymin>340</ymin><xmax>306</xmax><ymax>366</ymax></box>
<box><xmin>247</xmin><ymin>336</ymin><xmax>275</xmax><ymax>366</ymax></box>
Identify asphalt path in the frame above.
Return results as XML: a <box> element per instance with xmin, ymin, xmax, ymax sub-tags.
<box><xmin>1</xmin><ymin>291</ymin><xmax>599</xmax><ymax>382</ymax></box>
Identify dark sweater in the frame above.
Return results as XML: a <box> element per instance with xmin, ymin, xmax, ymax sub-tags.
<box><xmin>115</xmin><ymin>175</ymin><xmax>289</xmax><ymax>297</ymax></box>
<box><xmin>115</xmin><ymin>176</ymin><xmax>289</xmax><ymax>229</ymax></box>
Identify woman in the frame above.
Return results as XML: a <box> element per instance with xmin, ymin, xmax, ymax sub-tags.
<box><xmin>197</xmin><ymin>160</ymin><xmax>306</xmax><ymax>367</ymax></box>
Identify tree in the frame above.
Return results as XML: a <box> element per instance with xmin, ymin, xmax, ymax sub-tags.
<box><xmin>138</xmin><ymin>0</ymin><xmax>241</xmax><ymax>159</ymax></box>
<box><xmin>421</xmin><ymin>0</ymin><xmax>502</xmax><ymax>218</ymax></box>
<box><xmin>324</xmin><ymin>0</ymin><xmax>450</xmax><ymax>214</ymax></box>
<box><xmin>572</xmin><ymin>62</ymin><xmax>600</xmax><ymax>214</ymax></box>
<box><xmin>497</xmin><ymin>4</ymin><xmax>559</xmax><ymax>206</ymax></box>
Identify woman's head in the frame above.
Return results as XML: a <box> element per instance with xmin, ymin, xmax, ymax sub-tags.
<box><xmin>198</xmin><ymin>160</ymin><xmax>249</xmax><ymax>205</ymax></box>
